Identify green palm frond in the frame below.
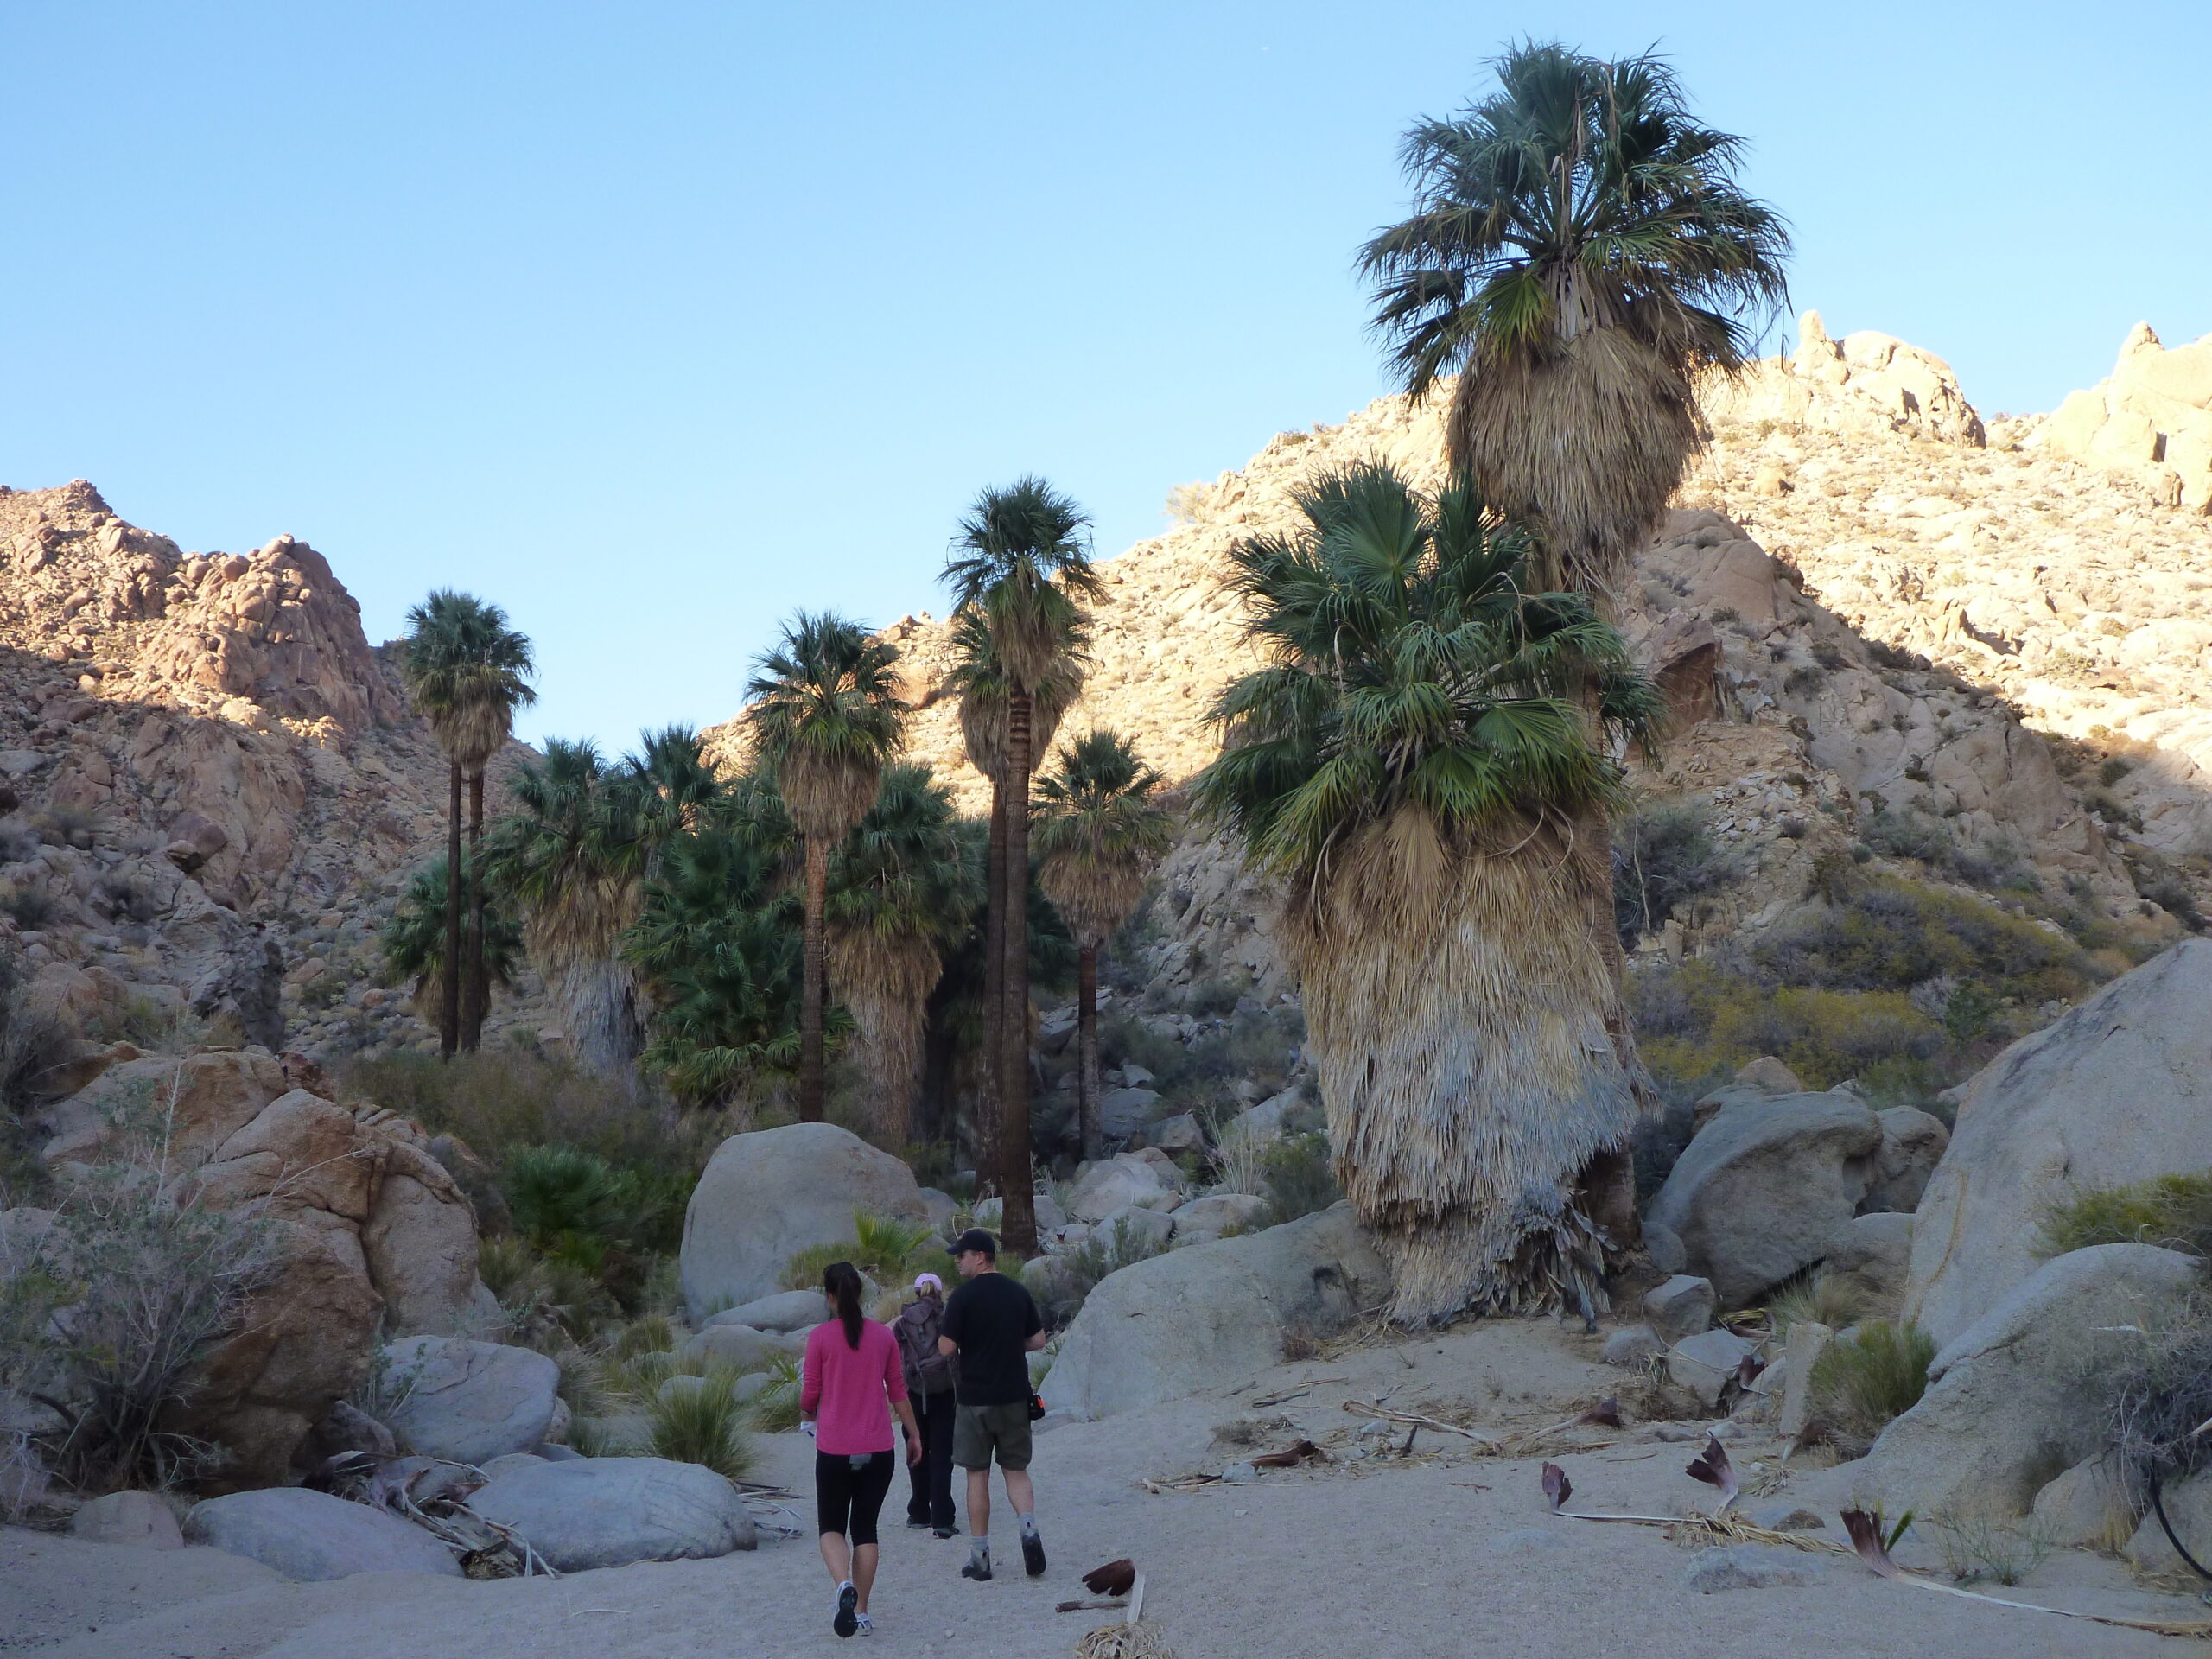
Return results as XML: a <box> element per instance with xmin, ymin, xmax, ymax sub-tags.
<box><xmin>745</xmin><ymin>612</ymin><xmax>907</xmax><ymax>842</ymax></box>
<box><xmin>1033</xmin><ymin>730</ymin><xmax>1173</xmax><ymax>944</ymax></box>
<box><xmin>1192</xmin><ymin>460</ymin><xmax>1656</xmax><ymax>895</ymax></box>
<box><xmin>397</xmin><ymin>590</ymin><xmax>537</xmax><ymax>767</ymax></box>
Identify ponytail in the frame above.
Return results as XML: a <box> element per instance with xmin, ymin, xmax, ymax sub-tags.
<box><xmin>824</xmin><ymin>1260</ymin><xmax>865</xmax><ymax>1350</ymax></box>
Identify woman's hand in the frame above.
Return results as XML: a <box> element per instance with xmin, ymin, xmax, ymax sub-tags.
<box><xmin>904</xmin><ymin>1426</ymin><xmax>922</xmax><ymax>1468</ymax></box>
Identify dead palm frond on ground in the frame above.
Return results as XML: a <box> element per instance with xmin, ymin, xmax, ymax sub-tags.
<box><xmin>1193</xmin><ymin>461</ymin><xmax>1660</xmax><ymax>1324</ymax></box>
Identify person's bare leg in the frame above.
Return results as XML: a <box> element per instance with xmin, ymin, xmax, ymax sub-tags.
<box><xmin>851</xmin><ymin>1542</ymin><xmax>879</xmax><ymax>1611</ymax></box>
<box><xmin>1002</xmin><ymin>1469</ymin><xmax>1034</xmax><ymax>1515</ymax></box>
<box><xmin>819</xmin><ymin>1530</ymin><xmax>852</xmax><ymax>1585</ymax></box>
<box><xmin>966</xmin><ymin>1466</ymin><xmax>991</xmax><ymax>1538</ymax></box>
<box><xmin>1006</xmin><ymin>1467</ymin><xmax>1045</xmax><ymax>1574</ymax></box>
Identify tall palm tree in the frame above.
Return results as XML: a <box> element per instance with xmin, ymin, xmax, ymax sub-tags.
<box><xmin>1033</xmin><ymin>730</ymin><xmax>1172</xmax><ymax>1160</ymax></box>
<box><xmin>1192</xmin><ymin>462</ymin><xmax>1661</xmax><ymax>1325</ymax></box>
<box><xmin>378</xmin><ymin>853</ymin><xmax>524</xmax><ymax>1018</ymax></box>
<box><xmin>827</xmin><ymin>764</ymin><xmax>982</xmax><ymax>1145</ymax></box>
<box><xmin>397</xmin><ymin>591</ymin><xmax>537</xmax><ymax>1055</ymax></box>
<box><xmin>746</xmin><ymin>613</ymin><xmax>907</xmax><ymax>1123</ymax></box>
<box><xmin>480</xmin><ymin>738</ymin><xmax>646</xmax><ymax>1072</ymax></box>
<box><xmin>1358</xmin><ymin>42</ymin><xmax>1790</xmax><ymax>598</ymax></box>
<box><xmin>944</xmin><ymin>481</ymin><xmax>1101</xmax><ymax>1251</ymax></box>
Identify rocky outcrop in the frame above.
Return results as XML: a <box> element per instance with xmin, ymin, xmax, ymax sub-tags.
<box><xmin>34</xmin><ymin>1046</ymin><xmax>487</xmax><ymax>1485</ymax></box>
<box><xmin>1906</xmin><ymin>939</ymin><xmax>2212</xmax><ymax>1347</ymax></box>
<box><xmin>678</xmin><ymin>1122</ymin><xmax>929</xmax><ymax>1318</ymax></box>
<box><xmin>1042</xmin><ymin>1203</ymin><xmax>1390</xmax><ymax>1421</ymax></box>
<box><xmin>1853</xmin><ymin>1243</ymin><xmax>2198</xmax><ymax>1521</ymax></box>
<box><xmin>378</xmin><ymin>1338</ymin><xmax>560</xmax><ymax>1465</ymax></box>
<box><xmin>2035</xmin><ymin>322</ymin><xmax>2212</xmax><ymax>512</ymax></box>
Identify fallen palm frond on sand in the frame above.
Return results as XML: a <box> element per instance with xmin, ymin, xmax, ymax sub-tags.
<box><xmin>1341</xmin><ymin>1398</ymin><xmax>1500</xmax><ymax>1446</ymax></box>
<box><xmin>1537</xmin><ymin>1442</ymin><xmax>2212</xmax><ymax>1639</ymax></box>
<box><xmin>1072</xmin><ymin>1569</ymin><xmax>1175</xmax><ymax>1659</ymax></box>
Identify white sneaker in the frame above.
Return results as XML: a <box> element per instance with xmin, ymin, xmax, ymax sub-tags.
<box><xmin>853</xmin><ymin>1614</ymin><xmax>874</xmax><ymax>1637</ymax></box>
<box><xmin>833</xmin><ymin>1581</ymin><xmax>857</xmax><ymax>1638</ymax></box>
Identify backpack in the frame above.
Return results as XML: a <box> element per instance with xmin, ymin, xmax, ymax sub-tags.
<box><xmin>897</xmin><ymin>1300</ymin><xmax>957</xmax><ymax>1395</ymax></box>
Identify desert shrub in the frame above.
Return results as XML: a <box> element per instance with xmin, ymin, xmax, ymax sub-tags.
<box><xmin>747</xmin><ymin>1354</ymin><xmax>803</xmax><ymax>1432</ymax></box>
<box><xmin>2</xmin><ymin>1135</ymin><xmax>280</xmax><ymax>1491</ymax></box>
<box><xmin>2037</xmin><ymin>1171</ymin><xmax>2212</xmax><ymax>1262</ymax></box>
<box><xmin>1765</xmin><ymin>1269</ymin><xmax>1868</xmax><ymax>1333</ymax></box>
<box><xmin>1630</xmin><ymin>961</ymin><xmax>1942</xmax><ymax>1092</ymax></box>
<box><xmin>1101</xmin><ymin>1005</ymin><xmax>1304</xmax><ymax>1116</ymax></box>
<box><xmin>0</xmin><ymin>880</ymin><xmax>54</xmax><ymax>930</ymax></box>
<box><xmin>1262</xmin><ymin>1131</ymin><xmax>1341</xmax><ymax>1225</ymax></box>
<box><xmin>1806</xmin><ymin>1320</ymin><xmax>1936</xmax><ymax>1451</ymax></box>
<box><xmin>1783</xmin><ymin>665</ymin><xmax>1824</xmax><ymax>697</ymax></box>
<box><xmin>1186</xmin><ymin>971</ymin><xmax>1249</xmax><ymax>1020</ymax></box>
<box><xmin>504</xmin><ymin>1145</ymin><xmax>631</xmax><ymax>1250</ymax></box>
<box><xmin>1861</xmin><ymin>808</ymin><xmax>1951</xmax><ymax>864</ymax></box>
<box><xmin>1927</xmin><ymin>1511</ymin><xmax>2056</xmax><ymax>1586</ymax></box>
<box><xmin>1611</xmin><ymin>800</ymin><xmax>1742</xmax><ymax>948</ymax></box>
<box><xmin>1209</xmin><ymin>1117</ymin><xmax>1269</xmax><ymax>1198</ymax></box>
<box><xmin>645</xmin><ymin>1370</ymin><xmax>754</xmax><ymax>1480</ymax></box>
<box><xmin>1046</xmin><ymin>1215</ymin><xmax>1172</xmax><ymax>1325</ymax></box>
<box><xmin>32</xmin><ymin>806</ymin><xmax>94</xmax><ymax>850</ymax></box>
<box><xmin>613</xmin><ymin>1312</ymin><xmax>678</xmax><ymax>1360</ymax></box>
<box><xmin>782</xmin><ymin>1211</ymin><xmax>946</xmax><ymax>1291</ymax></box>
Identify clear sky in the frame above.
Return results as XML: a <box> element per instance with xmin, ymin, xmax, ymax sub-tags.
<box><xmin>6</xmin><ymin>2</ymin><xmax>2208</xmax><ymax>750</ymax></box>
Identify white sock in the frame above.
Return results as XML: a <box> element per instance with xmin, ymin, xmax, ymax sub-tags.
<box><xmin>1018</xmin><ymin>1511</ymin><xmax>1039</xmax><ymax>1539</ymax></box>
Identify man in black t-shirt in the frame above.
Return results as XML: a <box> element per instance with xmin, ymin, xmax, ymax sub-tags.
<box><xmin>937</xmin><ymin>1228</ymin><xmax>1049</xmax><ymax>1581</ymax></box>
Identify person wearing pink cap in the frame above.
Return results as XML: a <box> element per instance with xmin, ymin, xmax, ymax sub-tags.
<box><xmin>894</xmin><ymin>1270</ymin><xmax>959</xmax><ymax>1535</ymax></box>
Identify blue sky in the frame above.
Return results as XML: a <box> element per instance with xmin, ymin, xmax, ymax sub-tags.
<box><xmin>6</xmin><ymin>3</ymin><xmax>2208</xmax><ymax>749</ymax></box>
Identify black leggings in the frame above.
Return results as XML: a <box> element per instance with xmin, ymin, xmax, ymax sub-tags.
<box><xmin>816</xmin><ymin>1449</ymin><xmax>896</xmax><ymax>1547</ymax></box>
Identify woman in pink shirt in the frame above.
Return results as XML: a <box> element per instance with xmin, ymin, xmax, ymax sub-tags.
<box><xmin>802</xmin><ymin>1261</ymin><xmax>921</xmax><ymax>1638</ymax></box>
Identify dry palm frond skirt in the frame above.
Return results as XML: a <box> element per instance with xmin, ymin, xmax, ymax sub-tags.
<box><xmin>1290</xmin><ymin>810</ymin><xmax>1650</xmax><ymax>1325</ymax></box>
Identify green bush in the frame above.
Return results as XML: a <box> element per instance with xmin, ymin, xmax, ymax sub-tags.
<box><xmin>781</xmin><ymin>1211</ymin><xmax>948</xmax><ymax>1292</ymax></box>
<box><xmin>1765</xmin><ymin>1269</ymin><xmax>1869</xmax><ymax>1333</ymax></box>
<box><xmin>1262</xmin><ymin>1131</ymin><xmax>1341</xmax><ymax>1225</ymax></box>
<box><xmin>2037</xmin><ymin>1171</ymin><xmax>2212</xmax><ymax>1261</ymax></box>
<box><xmin>747</xmin><ymin>1354</ymin><xmax>804</xmax><ymax>1433</ymax></box>
<box><xmin>1612</xmin><ymin>800</ymin><xmax>1742</xmax><ymax>947</ymax></box>
<box><xmin>1807</xmin><ymin>1321</ymin><xmax>1936</xmax><ymax>1450</ymax></box>
<box><xmin>645</xmin><ymin>1372</ymin><xmax>755</xmax><ymax>1479</ymax></box>
<box><xmin>1045</xmin><ymin>1215</ymin><xmax>1173</xmax><ymax>1324</ymax></box>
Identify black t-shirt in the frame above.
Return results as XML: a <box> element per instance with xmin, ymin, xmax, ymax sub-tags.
<box><xmin>939</xmin><ymin>1270</ymin><xmax>1042</xmax><ymax>1406</ymax></box>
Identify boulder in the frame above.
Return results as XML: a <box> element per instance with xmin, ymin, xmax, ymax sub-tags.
<box><xmin>1096</xmin><ymin>1087</ymin><xmax>1163</xmax><ymax>1146</ymax></box>
<box><xmin>916</xmin><ymin>1188</ymin><xmax>960</xmax><ymax>1233</ymax></box>
<box><xmin>679</xmin><ymin>1123</ymin><xmax>928</xmax><ymax>1319</ymax></box>
<box><xmin>72</xmin><ymin>1490</ymin><xmax>182</xmax><ymax>1549</ymax></box>
<box><xmin>2033</xmin><ymin>1453</ymin><xmax>2139</xmax><ymax>1551</ymax></box>
<box><xmin>679</xmin><ymin>1323</ymin><xmax>802</xmax><ymax>1373</ymax></box>
<box><xmin>1907</xmin><ymin>941</ymin><xmax>2212</xmax><ymax>1346</ymax></box>
<box><xmin>480</xmin><ymin>1452</ymin><xmax>548</xmax><ymax>1482</ymax></box>
<box><xmin>1643</xmin><ymin>1222</ymin><xmax>1688</xmax><ymax>1277</ymax></box>
<box><xmin>1736</xmin><ymin>1056</ymin><xmax>1804</xmax><ymax>1094</ymax></box>
<box><xmin>379</xmin><ymin>1337</ymin><xmax>561</xmax><ymax>1465</ymax></box>
<box><xmin>1065</xmin><ymin>1152</ymin><xmax>1175</xmax><ymax>1224</ymax></box>
<box><xmin>1041</xmin><ymin>1203</ymin><xmax>1391</xmax><ymax>1421</ymax></box>
<box><xmin>1646</xmin><ymin>1090</ymin><xmax>1883</xmax><ymax>1306</ymax></box>
<box><xmin>2126</xmin><ymin>1468</ymin><xmax>2212</xmax><ymax>1573</ymax></box>
<box><xmin>1147</xmin><ymin>1114</ymin><xmax>1206</xmax><ymax>1155</ymax></box>
<box><xmin>185</xmin><ymin>1487</ymin><xmax>461</xmax><ymax>1580</ymax></box>
<box><xmin>973</xmin><ymin>1191</ymin><xmax>1067</xmax><ymax>1232</ymax></box>
<box><xmin>1642</xmin><ymin>1275</ymin><xmax>1715</xmax><ymax>1343</ymax></box>
<box><xmin>1819</xmin><ymin>1212</ymin><xmax>1913</xmax><ymax>1311</ymax></box>
<box><xmin>466</xmin><ymin>1456</ymin><xmax>756</xmax><ymax>1571</ymax></box>
<box><xmin>359</xmin><ymin>1141</ymin><xmax>485</xmax><ymax>1337</ymax></box>
<box><xmin>1600</xmin><ymin>1325</ymin><xmax>1666</xmax><ymax>1367</ymax></box>
<box><xmin>1852</xmin><ymin>1243</ymin><xmax>2199</xmax><ymax>1520</ymax></box>
<box><xmin>1667</xmin><ymin>1328</ymin><xmax>1761</xmax><ymax>1410</ymax></box>
<box><xmin>1863</xmin><ymin>1108</ymin><xmax>1948</xmax><ymax>1214</ymax></box>
<box><xmin>708</xmin><ymin>1288</ymin><xmax>829</xmax><ymax>1335</ymax></box>
<box><xmin>1091</xmin><ymin>1203</ymin><xmax>1174</xmax><ymax>1254</ymax></box>
<box><xmin>1170</xmin><ymin>1192</ymin><xmax>1269</xmax><ymax>1245</ymax></box>
<box><xmin>1683</xmin><ymin>1543</ymin><xmax>1824</xmax><ymax>1592</ymax></box>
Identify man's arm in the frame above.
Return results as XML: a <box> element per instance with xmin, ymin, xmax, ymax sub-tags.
<box><xmin>1024</xmin><ymin>1327</ymin><xmax>1050</xmax><ymax>1353</ymax></box>
<box><xmin>938</xmin><ymin>1334</ymin><xmax>958</xmax><ymax>1357</ymax></box>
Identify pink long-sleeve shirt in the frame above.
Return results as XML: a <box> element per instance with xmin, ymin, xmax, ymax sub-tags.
<box><xmin>800</xmin><ymin>1318</ymin><xmax>907</xmax><ymax>1456</ymax></box>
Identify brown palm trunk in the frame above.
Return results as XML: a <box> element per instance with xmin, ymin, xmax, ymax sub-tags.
<box><xmin>441</xmin><ymin>758</ymin><xmax>461</xmax><ymax>1058</ymax></box>
<box><xmin>800</xmin><ymin>834</ymin><xmax>829</xmax><ymax>1122</ymax></box>
<box><xmin>999</xmin><ymin>690</ymin><xmax>1038</xmax><ymax>1254</ymax></box>
<box><xmin>462</xmin><ymin>768</ymin><xmax>486</xmax><ymax>1052</ymax></box>
<box><xmin>980</xmin><ymin>785</ymin><xmax>1006</xmax><ymax>1188</ymax></box>
<box><xmin>1077</xmin><ymin>938</ymin><xmax>1100</xmax><ymax>1162</ymax></box>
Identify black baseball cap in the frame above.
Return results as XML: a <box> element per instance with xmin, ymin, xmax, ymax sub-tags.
<box><xmin>952</xmin><ymin>1228</ymin><xmax>997</xmax><ymax>1259</ymax></box>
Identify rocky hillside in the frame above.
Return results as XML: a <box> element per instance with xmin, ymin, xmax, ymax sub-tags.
<box><xmin>704</xmin><ymin>314</ymin><xmax>2212</xmax><ymax>1128</ymax></box>
<box><xmin>0</xmin><ymin>480</ymin><xmax>533</xmax><ymax>1064</ymax></box>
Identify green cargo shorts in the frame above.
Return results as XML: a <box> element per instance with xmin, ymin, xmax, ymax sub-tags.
<box><xmin>952</xmin><ymin>1401</ymin><xmax>1033</xmax><ymax>1472</ymax></box>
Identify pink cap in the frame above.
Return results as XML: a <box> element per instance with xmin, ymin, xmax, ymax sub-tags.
<box><xmin>912</xmin><ymin>1272</ymin><xmax>944</xmax><ymax>1295</ymax></box>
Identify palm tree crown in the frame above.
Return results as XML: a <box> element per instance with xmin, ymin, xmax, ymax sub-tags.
<box><xmin>1359</xmin><ymin>42</ymin><xmax>1790</xmax><ymax>594</ymax></box>
<box><xmin>746</xmin><ymin>613</ymin><xmax>907</xmax><ymax>839</ymax></box>
<box><xmin>1033</xmin><ymin>730</ymin><xmax>1171</xmax><ymax>946</ymax></box>
<box><xmin>944</xmin><ymin>478</ymin><xmax>1103</xmax><ymax>693</ymax></box>
<box><xmin>398</xmin><ymin>590</ymin><xmax>537</xmax><ymax>767</ymax></box>
<box><xmin>1194</xmin><ymin>460</ymin><xmax>1660</xmax><ymax>901</ymax></box>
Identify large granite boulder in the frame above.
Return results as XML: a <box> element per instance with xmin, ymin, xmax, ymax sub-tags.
<box><xmin>1042</xmin><ymin>1203</ymin><xmax>1390</xmax><ymax>1421</ymax></box>
<box><xmin>379</xmin><ymin>1337</ymin><xmax>561</xmax><ymax>1465</ymax></box>
<box><xmin>1907</xmin><ymin>940</ymin><xmax>2212</xmax><ymax>1346</ymax></box>
<box><xmin>1065</xmin><ymin>1152</ymin><xmax>1177</xmax><ymax>1224</ymax></box>
<box><xmin>707</xmin><ymin>1287</ymin><xmax>830</xmax><ymax>1334</ymax></box>
<box><xmin>467</xmin><ymin>1456</ymin><xmax>757</xmax><ymax>1571</ymax></box>
<box><xmin>1852</xmin><ymin>1243</ymin><xmax>2199</xmax><ymax>1520</ymax></box>
<box><xmin>1645</xmin><ymin>1090</ymin><xmax>1883</xmax><ymax>1306</ymax></box>
<box><xmin>185</xmin><ymin>1486</ymin><xmax>461</xmax><ymax>1580</ymax></box>
<box><xmin>679</xmin><ymin>1123</ymin><xmax>927</xmax><ymax>1319</ymax></box>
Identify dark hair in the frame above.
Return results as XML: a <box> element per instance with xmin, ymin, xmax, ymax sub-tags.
<box><xmin>824</xmin><ymin>1260</ymin><xmax>865</xmax><ymax>1350</ymax></box>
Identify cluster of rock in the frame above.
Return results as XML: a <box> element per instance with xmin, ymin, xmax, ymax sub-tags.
<box><xmin>2035</xmin><ymin>322</ymin><xmax>2212</xmax><ymax>514</ymax></box>
<box><xmin>0</xmin><ymin>479</ymin><xmax>547</xmax><ymax>1071</ymax></box>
